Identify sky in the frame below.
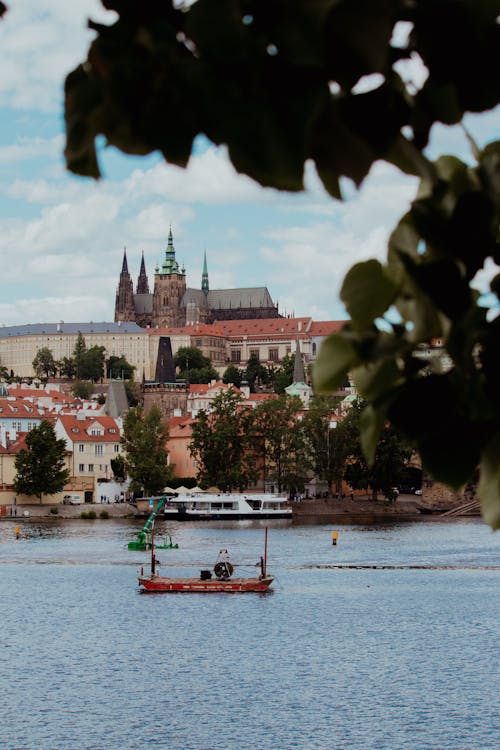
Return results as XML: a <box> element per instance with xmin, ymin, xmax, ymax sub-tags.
<box><xmin>0</xmin><ymin>1</ymin><xmax>498</xmax><ymax>328</ymax></box>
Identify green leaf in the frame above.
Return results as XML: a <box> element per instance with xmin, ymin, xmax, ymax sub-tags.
<box><xmin>352</xmin><ymin>358</ymin><xmax>401</xmax><ymax>402</ymax></box>
<box><xmin>398</xmin><ymin>255</ymin><xmax>472</xmax><ymax>320</ymax></box>
<box><xmin>418</xmin><ymin>424</ymin><xmax>483</xmax><ymax>490</ymax></box>
<box><xmin>341</xmin><ymin>260</ymin><xmax>397</xmax><ymax>334</ymax></box>
<box><xmin>313</xmin><ymin>331</ymin><xmax>359</xmax><ymax>393</ymax></box>
<box><xmin>359</xmin><ymin>403</ymin><xmax>384</xmax><ymax>466</ymax></box>
<box><xmin>477</xmin><ymin>433</ymin><xmax>500</xmax><ymax>530</ymax></box>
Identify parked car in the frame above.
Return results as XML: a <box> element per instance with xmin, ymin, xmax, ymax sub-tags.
<box><xmin>63</xmin><ymin>494</ymin><xmax>82</xmax><ymax>505</ymax></box>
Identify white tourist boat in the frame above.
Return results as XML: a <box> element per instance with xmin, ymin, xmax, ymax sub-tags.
<box><xmin>139</xmin><ymin>492</ymin><xmax>292</xmax><ymax>520</ymax></box>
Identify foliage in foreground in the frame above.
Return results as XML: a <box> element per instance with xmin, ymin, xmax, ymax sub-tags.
<box><xmin>62</xmin><ymin>1</ymin><xmax>500</xmax><ymax>526</ymax></box>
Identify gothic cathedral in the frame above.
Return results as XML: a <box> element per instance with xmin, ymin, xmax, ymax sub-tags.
<box><xmin>114</xmin><ymin>228</ymin><xmax>280</xmax><ymax>328</ymax></box>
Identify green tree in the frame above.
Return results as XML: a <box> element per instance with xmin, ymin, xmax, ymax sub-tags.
<box><xmin>244</xmin><ymin>352</ymin><xmax>269</xmax><ymax>392</ymax></box>
<box><xmin>272</xmin><ymin>354</ymin><xmax>295</xmax><ymax>394</ymax></box>
<box><xmin>110</xmin><ymin>454</ymin><xmax>127</xmax><ymax>482</ymax></box>
<box><xmin>73</xmin><ymin>331</ymin><xmax>87</xmax><ymax>379</ymax></box>
<box><xmin>81</xmin><ymin>345</ymin><xmax>106</xmax><ymax>382</ymax></box>
<box><xmin>253</xmin><ymin>395</ymin><xmax>310</xmax><ymax>495</ymax></box>
<box><xmin>174</xmin><ymin>346</ymin><xmax>218</xmax><ymax>383</ymax></box>
<box><xmin>302</xmin><ymin>396</ymin><xmax>345</xmax><ymax>495</ymax></box>
<box><xmin>189</xmin><ymin>390</ymin><xmax>257</xmax><ymax>491</ymax></box>
<box><xmin>107</xmin><ymin>355</ymin><xmax>135</xmax><ymax>380</ymax></box>
<box><xmin>64</xmin><ymin>2</ymin><xmax>500</xmax><ymax>527</ymax></box>
<box><xmin>71</xmin><ymin>380</ymin><xmax>94</xmax><ymax>399</ymax></box>
<box><xmin>32</xmin><ymin>347</ymin><xmax>58</xmax><ymax>378</ymax></box>
<box><xmin>121</xmin><ymin>405</ymin><xmax>172</xmax><ymax>496</ymax></box>
<box><xmin>222</xmin><ymin>364</ymin><xmax>243</xmax><ymax>388</ymax></box>
<box><xmin>14</xmin><ymin>421</ymin><xmax>70</xmax><ymax>503</ymax></box>
<box><xmin>341</xmin><ymin>399</ymin><xmax>414</xmax><ymax>501</ymax></box>
<box><xmin>174</xmin><ymin>346</ymin><xmax>207</xmax><ymax>371</ymax></box>
<box><xmin>59</xmin><ymin>356</ymin><xmax>76</xmax><ymax>379</ymax></box>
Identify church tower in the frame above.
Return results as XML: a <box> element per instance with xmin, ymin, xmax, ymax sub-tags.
<box><xmin>136</xmin><ymin>252</ymin><xmax>150</xmax><ymax>294</ymax></box>
<box><xmin>151</xmin><ymin>228</ymin><xmax>187</xmax><ymax>328</ymax></box>
<box><xmin>114</xmin><ymin>249</ymin><xmax>136</xmax><ymax>322</ymax></box>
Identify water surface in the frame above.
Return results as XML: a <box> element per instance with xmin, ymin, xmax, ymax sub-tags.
<box><xmin>1</xmin><ymin>518</ymin><xmax>498</xmax><ymax>749</ymax></box>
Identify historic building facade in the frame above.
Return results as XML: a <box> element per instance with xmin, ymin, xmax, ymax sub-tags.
<box><xmin>114</xmin><ymin>229</ymin><xmax>280</xmax><ymax>329</ymax></box>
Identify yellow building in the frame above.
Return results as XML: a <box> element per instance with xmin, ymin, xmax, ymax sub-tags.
<box><xmin>0</xmin><ymin>322</ymin><xmax>151</xmax><ymax>380</ymax></box>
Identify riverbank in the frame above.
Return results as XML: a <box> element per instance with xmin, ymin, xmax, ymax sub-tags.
<box><xmin>0</xmin><ymin>494</ymin><xmax>481</xmax><ymax>522</ymax></box>
<box><xmin>291</xmin><ymin>494</ymin><xmax>480</xmax><ymax>523</ymax></box>
<box><xmin>0</xmin><ymin>502</ymin><xmax>139</xmax><ymax>520</ymax></box>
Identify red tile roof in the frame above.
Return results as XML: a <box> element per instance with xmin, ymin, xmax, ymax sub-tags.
<box><xmin>0</xmin><ymin>433</ymin><xmax>29</xmax><ymax>454</ymax></box>
<box><xmin>56</xmin><ymin>415</ymin><xmax>121</xmax><ymax>442</ymax></box>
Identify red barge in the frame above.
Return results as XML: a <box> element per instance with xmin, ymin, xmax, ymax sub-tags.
<box><xmin>138</xmin><ymin>527</ymin><xmax>273</xmax><ymax>594</ymax></box>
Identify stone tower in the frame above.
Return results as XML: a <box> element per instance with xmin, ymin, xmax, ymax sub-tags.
<box><xmin>114</xmin><ymin>249</ymin><xmax>136</xmax><ymax>322</ymax></box>
<box><xmin>151</xmin><ymin>228</ymin><xmax>187</xmax><ymax>328</ymax></box>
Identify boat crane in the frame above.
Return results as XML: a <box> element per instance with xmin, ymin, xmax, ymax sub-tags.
<box><xmin>128</xmin><ymin>496</ymin><xmax>178</xmax><ymax>551</ymax></box>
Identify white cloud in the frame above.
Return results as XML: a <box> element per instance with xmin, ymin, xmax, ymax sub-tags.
<box><xmin>0</xmin><ymin>1</ymin><xmax>116</xmax><ymax>111</ymax></box>
<box><xmin>0</xmin><ymin>135</ymin><xmax>63</xmax><ymax>164</ymax></box>
<box><xmin>123</xmin><ymin>147</ymin><xmax>280</xmax><ymax>205</ymax></box>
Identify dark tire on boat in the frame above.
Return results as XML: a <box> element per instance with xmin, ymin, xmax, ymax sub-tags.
<box><xmin>214</xmin><ymin>562</ymin><xmax>234</xmax><ymax>579</ymax></box>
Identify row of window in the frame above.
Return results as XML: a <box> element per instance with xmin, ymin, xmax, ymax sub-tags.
<box><xmin>78</xmin><ymin>444</ymin><xmax>120</xmax><ymax>455</ymax></box>
<box><xmin>231</xmin><ymin>348</ymin><xmax>281</xmax><ymax>363</ymax></box>
<box><xmin>4</xmin><ymin>421</ymin><xmax>38</xmax><ymax>431</ymax></box>
<box><xmin>78</xmin><ymin>464</ymin><xmax>110</xmax><ymax>473</ymax></box>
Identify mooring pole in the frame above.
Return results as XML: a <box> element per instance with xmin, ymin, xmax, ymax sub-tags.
<box><xmin>263</xmin><ymin>527</ymin><xmax>268</xmax><ymax>577</ymax></box>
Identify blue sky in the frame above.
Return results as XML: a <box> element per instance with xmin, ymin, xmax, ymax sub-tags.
<box><xmin>0</xmin><ymin>1</ymin><xmax>498</xmax><ymax>328</ymax></box>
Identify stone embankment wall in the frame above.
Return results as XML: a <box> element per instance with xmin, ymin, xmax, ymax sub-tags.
<box><xmin>422</xmin><ymin>481</ymin><xmax>474</xmax><ymax>508</ymax></box>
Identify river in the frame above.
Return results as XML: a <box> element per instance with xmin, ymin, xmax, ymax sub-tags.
<box><xmin>0</xmin><ymin>517</ymin><xmax>498</xmax><ymax>750</ymax></box>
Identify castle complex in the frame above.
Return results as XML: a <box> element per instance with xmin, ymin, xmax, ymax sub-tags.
<box><xmin>114</xmin><ymin>229</ymin><xmax>280</xmax><ymax>328</ymax></box>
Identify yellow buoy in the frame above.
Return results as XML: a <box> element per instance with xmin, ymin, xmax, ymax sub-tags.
<box><xmin>331</xmin><ymin>530</ymin><xmax>339</xmax><ymax>545</ymax></box>
<box><xmin>14</xmin><ymin>525</ymin><xmax>21</xmax><ymax>539</ymax></box>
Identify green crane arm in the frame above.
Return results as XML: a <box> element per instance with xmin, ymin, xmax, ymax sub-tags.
<box><xmin>128</xmin><ymin>496</ymin><xmax>179</xmax><ymax>551</ymax></box>
<box><xmin>141</xmin><ymin>497</ymin><xmax>167</xmax><ymax>534</ymax></box>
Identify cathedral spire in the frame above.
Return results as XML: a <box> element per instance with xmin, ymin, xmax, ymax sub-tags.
<box><xmin>201</xmin><ymin>250</ymin><xmax>209</xmax><ymax>295</ymax></box>
<box><xmin>115</xmin><ymin>248</ymin><xmax>135</xmax><ymax>323</ymax></box>
<box><xmin>136</xmin><ymin>251</ymin><xmax>150</xmax><ymax>294</ymax></box>
<box><xmin>121</xmin><ymin>248</ymin><xmax>129</xmax><ymax>274</ymax></box>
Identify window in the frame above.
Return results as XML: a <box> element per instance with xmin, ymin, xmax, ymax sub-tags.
<box><xmin>79</xmin><ymin>463</ymin><xmax>84</xmax><ymax>472</ymax></box>
<box><xmin>249</xmin><ymin>349</ymin><xmax>259</xmax><ymax>360</ymax></box>
<box><xmin>78</xmin><ymin>444</ymin><xmax>85</xmax><ymax>453</ymax></box>
<box><xmin>95</xmin><ymin>445</ymin><xmax>103</xmax><ymax>456</ymax></box>
<box><xmin>88</xmin><ymin>464</ymin><xmax>94</xmax><ymax>472</ymax></box>
<box><xmin>231</xmin><ymin>350</ymin><xmax>241</xmax><ymax>363</ymax></box>
<box><xmin>114</xmin><ymin>445</ymin><xmax>120</xmax><ymax>453</ymax></box>
<box><xmin>268</xmin><ymin>348</ymin><xmax>279</xmax><ymax>362</ymax></box>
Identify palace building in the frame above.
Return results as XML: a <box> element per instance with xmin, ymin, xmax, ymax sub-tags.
<box><xmin>114</xmin><ymin>228</ymin><xmax>280</xmax><ymax>329</ymax></box>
